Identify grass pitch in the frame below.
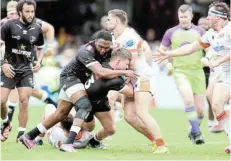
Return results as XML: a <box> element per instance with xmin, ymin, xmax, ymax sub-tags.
<box><xmin>1</xmin><ymin>106</ymin><xmax>230</xmax><ymax>160</ymax></box>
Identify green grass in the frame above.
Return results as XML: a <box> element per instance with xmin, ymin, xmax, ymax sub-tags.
<box><xmin>1</xmin><ymin>107</ymin><xmax>230</xmax><ymax>160</ymax></box>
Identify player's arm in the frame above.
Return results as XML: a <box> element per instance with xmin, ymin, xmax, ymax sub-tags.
<box><xmin>78</xmin><ymin>50</ymin><xmax>138</xmax><ymax>79</ymax></box>
<box><xmin>0</xmin><ymin>21</ymin><xmax>15</xmax><ymax>78</ymax></box>
<box><xmin>41</xmin><ymin>20</ymin><xmax>55</xmax><ymax>55</ymax></box>
<box><xmin>33</xmin><ymin>28</ymin><xmax>45</xmax><ymax>72</ymax></box>
<box><xmin>154</xmin><ymin>41</ymin><xmax>204</xmax><ymax>63</ymax></box>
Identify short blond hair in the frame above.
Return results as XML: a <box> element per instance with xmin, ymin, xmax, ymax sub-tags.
<box><xmin>108</xmin><ymin>9</ymin><xmax>128</xmax><ymax>25</ymax></box>
<box><xmin>111</xmin><ymin>48</ymin><xmax>132</xmax><ymax>61</ymax></box>
<box><xmin>7</xmin><ymin>1</ymin><xmax>18</xmax><ymax>12</ymax></box>
<box><xmin>178</xmin><ymin>4</ymin><xmax>192</xmax><ymax>13</ymax></box>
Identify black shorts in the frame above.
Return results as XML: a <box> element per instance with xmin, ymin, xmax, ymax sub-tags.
<box><xmin>203</xmin><ymin>67</ymin><xmax>210</xmax><ymax>88</ymax></box>
<box><xmin>60</xmin><ymin>74</ymin><xmax>86</xmax><ymax>90</ymax></box>
<box><xmin>1</xmin><ymin>70</ymin><xmax>34</xmax><ymax>89</ymax></box>
<box><xmin>85</xmin><ymin>99</ymin><xmax>111</xmax><ymax>122</ymax></box>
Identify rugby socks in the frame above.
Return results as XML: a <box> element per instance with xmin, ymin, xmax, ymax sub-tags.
<box><xmin>7</xmin><ymin>101</ymin><xmax>17</xmax><ymax>122</ymax></box>
<box><xmin>2</xmin><ymin>116</ymin><xmax>10</xmax><ymax>127</ymax></box>
<box><xmin>185</xmin><ymin>106</ymin><xmax>200</xmax><ymax>133</ymax></box>
<box><xmin>197</xmin><ymin>114</ymin><xmax>204</xmax><ymax>126</ymax></box>
<box><xmin>155</xmin><ymin>138</ymin><xmax>165</xmax><ymax>147</ymax></box>
<box><xmin>145</xmin><ymin>132</ymin><xmax>155</xmax><ymax>142</ymax></box>
<box><xmin>27</xmin><ymin>123</ymin><xmax>47</xmax><ymax>140</ymax></box>
<box><xmin>216</xmin><ymin>111</ymin><xmax>230</xmax><ymax>140</ymax></box>
<box><xmin>65</xmin><ymin>126</ymin><xmax>81</xmax><ymax>144</ymax></box>
<box><xmin>17</xmin><ymin>127</ymin><xmax>26</xmax><ymax>139</ymax></box>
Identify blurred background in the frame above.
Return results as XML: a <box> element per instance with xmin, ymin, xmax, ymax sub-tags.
<box><xmin>1</xmin><ymin>0</ymin><xmax>230</xmax><ymax>109</ymax></box>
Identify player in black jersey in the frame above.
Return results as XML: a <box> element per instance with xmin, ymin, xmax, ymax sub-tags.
<box><xmin>0</xmin><ymin>0</ymin><xmax>44</xmax><ymax>142</ymax></box>
<box><xmin>20</xmin><ymin>30</ymin><xmax>138</xmax><ymax>151</ymax></box>
<box><xmin>0</xmin><ymin>0</ymin><xmax>56</xmax><ymax>142</ymax></box>
<box><xmin>34</xmin><ymin>48</ymin><xmax>133</xmax><ymax>149</ymax></box>
<box><xmin>83</xmin><ymin>48</ymin><xmax>133</xmax><ymax>149</ymax></box>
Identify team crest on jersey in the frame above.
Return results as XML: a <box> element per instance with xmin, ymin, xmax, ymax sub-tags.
<box><xmin>126</xmin><ymin>40</ymin><xmax>134</xmax><ymax>47</ymax></box>
<box><xmin>30</xmin><ymin>36</ymin><xmax>36</xmax><ymax>44</ymax></box>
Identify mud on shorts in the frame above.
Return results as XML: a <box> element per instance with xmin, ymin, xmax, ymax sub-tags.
<box><xmin>0</xmin><ymin>69</ymin><xmax>34</xmax><ymax>89</ymax></box>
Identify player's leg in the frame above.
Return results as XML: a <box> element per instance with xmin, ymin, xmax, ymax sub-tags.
<box><xmin>7</xmin><ymin>88</ymin><xmax>18</xmax><ymax>123</ymax></box>
<box><xmin>134</xmin><ymin>90</ymin><xmax>168</xmax><ymax>153</ymax></box>
<box><xmin>174</xmin><ymin>71</ymin><xmax>204</xmax><ymax>144</ymax></box>
<box><xmin>88</xmin><ymin>111</ymin><xmax>115</xmax><ymax>149</ymax></box>
<box><xmin>123</xmin><ymin>96</ymin><xmax>155</xmax><ymax>143</ymax></box>
<box><xmin>35</xmin><ymin>104</ymin><xmax>57</xmax><ymax>145</ymax></box>
<box><xmin>32</xmin><ymin>88</ymin><xmax>57</xmax><ymax>106</ymax></box>
<box><xmin>211</xmin><ymin>81</ymin><xmax>230</xmax><ymax>154</ymax></box>
<box><xmin>206</xmin><ymin>73</ymin><xmax>223</xmax><ymax>132</ymax></box>
<box><xmin>20</xmin><ymin>98</ymin><xmax>73</xmax><ymax>149</ymax></box>
<box><xmin>1</xmin><ymin>87</ymin><xmax>13</xmax><ymax>142</ymax></box>
<box><xmin>1</xmin><ymin>74</ymin><xmax>17</xmax><ymax>142</ymax></box>
<box><xmin>17</xmin><ymin>87</ymin><xmax>33</xmax><ymax>140</ymax></box>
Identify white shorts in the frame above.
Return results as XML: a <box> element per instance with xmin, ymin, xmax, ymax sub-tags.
<box><xmin>132</xmin><ymin>61</ymin><xmax>153</xmax><ymax>93</ymax></box>
<box><xmin>59</xmin><ymin>83</ymin><xmax>85</xmax><ymax>102</ymax></box>
<box><xmin>209</xmin><ymin>66</ymin><xmax>222</xmax><ymax>82</ymax></box>
<box><xmin>218</xmin><ymin>72</ymin><xmax>230</xmax><ymax>87</ymax></box>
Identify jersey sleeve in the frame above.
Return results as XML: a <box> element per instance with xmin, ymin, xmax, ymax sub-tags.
<box><xmin>161</xmin><ymin>29</ymin><xmax>172</xmax><ymax>47</ymax></box>
<box><xmin>77</xmin><ymin>49</ymin><xmax>99</xmax><ymax>68</ymax></box>
<box><xmin>0</xmin><ymin>20</ymin><xmax>11</xmax><ymax>41</ymax></box>
<box><xmin>223</xmin><ymin>22</ymin><xmax>231</xmax><ymax>40</ymax></box>
<box><xmin>198</xmin><ymin>30</ymin><xmax>211</xmax><ymax>49</ymax></box>
<box><xmin>35</xmin><ymin>28</ymin><xmax>44</xmax><ymax>48</ymax></box>
<box><xmin>123</xmin><ymin>31</ymin><xmax>142</xmax><ymax>52</ymax></box>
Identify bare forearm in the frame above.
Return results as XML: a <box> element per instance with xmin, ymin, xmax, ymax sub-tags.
<box><xmin>36</xmin><ymin>49</ymin><xmax>44</xmax><ymax>62</ymax></box>
<box><xmin>167</xmin><ymin>41</ymin><xmax>202</xmax><ymax>57</ymax></box>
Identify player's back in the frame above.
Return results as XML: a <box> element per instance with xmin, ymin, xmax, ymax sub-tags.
<box><xmin>85</xmin><ymin>63</ymin><xmax>125</xmax><ymax>102</ymax></box>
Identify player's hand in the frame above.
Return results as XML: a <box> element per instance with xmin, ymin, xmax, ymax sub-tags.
<box><xmin>2</xmin><ymin>63</ymin><xmax>15</xmax><ymax>78</ymax></box>
<box><xmin>153</xmin><ymin>49</ymin><xmax>169</xmax><ymax>64</ymax></box>
<box><xmin>32</xmin><ymin>61</ymin><xmax>41</xmax><ymax>73</ymax></box>
<box><xmin>124</xmin><ymin>70</ymin><xmax>139</xmax><ymax>80</ymax></box>
<box><xmin>201</xmin><ymin>57</ymin><xmax>210</xmax><ymax>66</ymax></box>
<box><xmin>166</xmin><ymin>62</ymin><xmax>173</xmax><ymax>76</ymax></box>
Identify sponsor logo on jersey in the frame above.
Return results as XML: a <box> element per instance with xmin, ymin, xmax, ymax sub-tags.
<box><xmin>126</xmin><ymin>40</ymin><xmax>134</xmax><ymax>47</ymax></box>
<box><xmin>30</xmin><ymin>36</ymin><xmax>36</xmax><ymax>44</ymax></box>
<box><xmin>12</xmin><ymin>35</ymin><xmax>21</xmax><ymax>40</ymax></box>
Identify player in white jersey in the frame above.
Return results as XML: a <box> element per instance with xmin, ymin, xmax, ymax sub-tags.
<box><xmin>154</xmin><ymin>1</ymin><xmax>230</xmax><ymax>154</ymax></box>
<box><xmin>107</xmin><ymin>9</ymin><xmax>168</xmax><ymax>153</ymax></box>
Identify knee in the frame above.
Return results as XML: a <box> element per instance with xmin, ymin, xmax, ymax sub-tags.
<box><xmin>105</xmin><ymin>125</ymin><xmax>116</xmax><ymax>136</ymax></box>
<box><xmin>124</xmin><ymin>113</ymin><xmax>136</xmax><ymax>125</ymax></box>
<box><xmin>19</xmin><ymin>97</ymin><xmax>29</xmax><ymax>105</ymax></box>
<box><xmin>75</xmin><ymin>96</ymin><xmax>92</xmax><ymax>120</ymax></box>
<box><xmin>183</xmin><ymin>99</ymin><xmax>194</xmax><ymax>107</ymax></box>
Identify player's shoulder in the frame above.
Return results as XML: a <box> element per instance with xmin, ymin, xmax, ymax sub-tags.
<box><xmin>78</xmin><ymin>42</ymin><xmax>96</xmax><ymax>55</ymax></box>
<box><xmin>35</xmin><ymin>18</ymin><xmax>43</xmax><ymax>27</ymax></box>
<box><xmin>165</xmin><ymin>25</ymin><xmax>180</xmax><ymax>33</ymax></box>
<box><xmin>0</xmin><ymin>18</ymin><xmax>9</xmax><ymax>26</ymax></box>
<box><xmin>192</xmin><ymin>24</ymin><xmax>205</xmax><ymax>33</ymax></box>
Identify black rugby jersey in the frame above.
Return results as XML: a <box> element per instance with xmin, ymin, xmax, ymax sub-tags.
<box><xmin>1</xmin><ymin>19</ymin><xmax>44</xmax><ymax>71</ymax></box>
<box><xmin>61</xmin><ymin>41</ymin><xmax>112</xmax><ymax>83</ymax></box>
<box><xmin>85</xmin><ymin>63</ymin><xmax>126</xmax><ymax>103</ymax></box>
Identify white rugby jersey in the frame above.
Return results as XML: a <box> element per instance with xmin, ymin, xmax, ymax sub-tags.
<box><xmin>198</xmin><ymin>22</ymin><xmax>231</xmax><ymax>74</ymax></box>
<box><xmin>112</xmin><ymin>27</ymin><xmax>142</xmax><ymax>52</ymax></box>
